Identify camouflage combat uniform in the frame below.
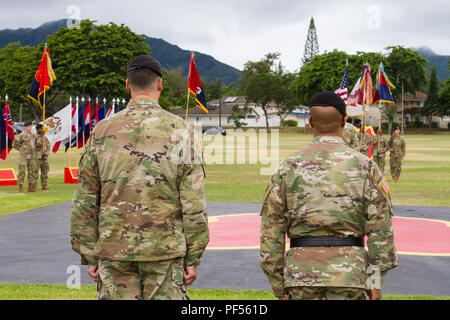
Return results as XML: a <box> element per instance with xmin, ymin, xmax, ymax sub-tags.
<box><xmin>371</xmin><ymin>134</ymin><xmax>389</xmax><ymax>173</ymax></box>
<box><xmin>71</xmin><ymin>97</ymin><xmax>209</xmax><ymax>300</ymax></box>
<box><xmin>35</xmin><ymin>134</ymin><xmax>50</xmax><ymax>188</ymax></box>
<box><xmin>342</xmin><ymin>122</ymin><xmax>359</xmax><ymax>150</ymax></box>
<box><xmin>12</xmin><ymin>130</ymin><xmax>37</xmax><ymax>187</ymax></box>
<box><xmin>389</xmin><ymin>134</ymin><xmax>406</xmax><ymax>181</ymax></box>
<box><xmin>260</xmin><ymin>136</ymin><xmax>398</xmax><ymax>300</ymax></box>
<box><xmin>359</xmin><ymin>131</ymin><xmax>372</xmax><ymax>157</ymax></box>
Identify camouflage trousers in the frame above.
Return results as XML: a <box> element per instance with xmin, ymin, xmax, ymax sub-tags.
<box><xmin>97</xmin><ymin>257</ymin><xmax>188</xmax><ymax>300</ymax></box>
<box><xmin>390</xmin><ymin>156</ymin><xmax>402</xmax><ymax>179</ymax></box>
<box><xmin>17</xmin><ymin>158</ymin><xmax>36</xmax><ymax>185</ymax></box>
<box><xmin>373</xmin><ymin>154</ymin><xmax>386</xmax><ymax>173</ymax></box>
<box><xmin>286</xmin><ymin>286</ymin><xmax>369</xmax><ymax>300</ymax></box>
<box><xmin>35</xmin><ymin>158</ymin><xmax>49</xmax><ymax>187</ymax></box>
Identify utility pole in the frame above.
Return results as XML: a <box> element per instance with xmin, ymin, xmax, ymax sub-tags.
<box><xmin>218</xmin><ymin>77</ymin><xmax>222</xmax><ymax>127</ymax></box>
<box><xmin>401</xmin><ymin>82</ymin><xmax>404</xmax><ymax>134</ymax></box>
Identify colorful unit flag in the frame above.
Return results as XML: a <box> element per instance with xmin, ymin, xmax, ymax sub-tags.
<box><xmin>335</xmin><ymin>61</ymin><xmax>349</xmax><ymax>103</ymax></box>
<box><xmin>91</xmin><ymin>100</ymin><xmax>99</xmax><ymax>129</ymax></box>
<box><xmin>42</xmin><ymin>103</ymin><xmax>72</xmax><ymax>153</ymax></box>
<box><xmin>188</xmin><ymin>55</ymin><xmax>208</xmax><ymax>113</ymax></box>
<box><xmin>106</xmin><ymin>101</ymin><xmax>115</xmax><ymax>119</ymax></box>
<box><xmin>98</xmin><ymin>100</ymin><xmax>106</xmax><ymax>122</ymax></box>
<box><xmin>64</xmin><ymin>104</ymin><xmax>79</xmax><ymax>152</ymax></box>
<box><xmin>1</xmin><ymin>99</ymin><xmax>14</xmax><ymax>159</ymax></box>
<box><xmin>28</xmin><ymin>47</ymin><xmax>56</xmax><ymax>108</ymax></box>
<box><xmin>373</xmin><ymin>62</ymin><xmax>396</xmax><ymax>104</ymax></box>
<box><xmin>84</xmin><ymin>100</ymin><xmax>91</xmax><ymax>144</ymax></box>
<box><xmin>77</xmin><ymin>103</ymin><xmax>85</xmax><ymax>148</ymax></box>
<box><xmin>358</xmin><ymin>63</ymin><xmax>373</xmax><ymax>105</ymax></box>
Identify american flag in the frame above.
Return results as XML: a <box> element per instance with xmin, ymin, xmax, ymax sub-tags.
<box><xmin>335</xmin><ymin>63</ymin><xmax>348</xmax><ymax>103</ymax></box>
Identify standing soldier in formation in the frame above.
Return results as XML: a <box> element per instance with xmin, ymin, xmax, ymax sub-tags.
<box><xmin>260</xmin><ymin>91</ymin><xmax>398</xmax><ymax>300</ymax></box>
<box><xmin>389</xmin><ymin>127</ymin><xmax>406</xmax><ymax>182</ymax></box>
<box><xmin>342</xmin><ymin>119</ymin><xmax>359</xmax><ymax>150</ymax></box>
<box><xmin>372</xmin><ymin>127</ymin><xmax>389</xmax><ymax>173</ymax></box>
<box><xmin>35</xmin><ymin>124</ymin><xmax>50</xmax><ymax>190</ymax></box>
<box><xmin>12</xmin><ymin>121</ymin><xmax>37</xmax><ymax>193</ymax></box>
<box><xmin>71</xmin><ymin>55</ymin><xmax>209</xmax><ymax>300</ymax></box>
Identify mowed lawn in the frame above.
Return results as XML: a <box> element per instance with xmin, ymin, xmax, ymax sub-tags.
<box><xmin>0</xmin><ymin>283</ymin><xmax>448</xmax><ymax>300</ymax></box>
<box><xmin>0</xmin><ymin>131</ymin><xmax>449</xmax><ymax>217</ymax></box>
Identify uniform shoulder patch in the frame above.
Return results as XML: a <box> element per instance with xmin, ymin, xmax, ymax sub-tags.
<box><xmin>381</xmin><ymin>179</ymin><xmax>390</xmax><ymax>195</ymax></box>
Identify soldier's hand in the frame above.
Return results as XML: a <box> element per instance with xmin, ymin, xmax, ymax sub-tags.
<box><xmin>280</xmin><ymin>295</ymin><xmax>289</xmax><ymax>300</ymax></box>
<box><xmin>87</xmin><ymin>265</ymin><xmax>99</xmax><ymax>282</ymax></box>
<box><xmin>183</xmin><ymin>266</ymin><xmax>197</xmax><ymax>286</ymax></box>
<box><xmin>369</xmin><ymin>289</ymin><xmax>382</xmax><ymax>300</ymax></box>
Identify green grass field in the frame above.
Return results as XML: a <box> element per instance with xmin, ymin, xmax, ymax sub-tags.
<box><xmin>1</xmin><ymin>131</ymin><xmax>449</xmax><ymax>300</ymax></box>
<box><xmin>0</xmin><ymin>283</ymin><xmax>448</xmax><ymax>300</ymax></box>
<box><xmin>1</xmin><ymin>132</ymin><xmax>449</xmax><ymax>217</ymax></box>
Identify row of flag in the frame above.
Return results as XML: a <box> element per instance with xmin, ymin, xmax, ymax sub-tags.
<box><xmin>48</xmin><ymin>97</ymin><xmax>129</xmax><ymax>153</ymax></box>
<box><xmin>335</xmin><ymin>61</ymin><xmax>396</xmax><ymax>116</ymax></box>
<box><xmin>2</xmin><ymin>45</ymin><xmax>210</xmax><ymax>161</ymax></box>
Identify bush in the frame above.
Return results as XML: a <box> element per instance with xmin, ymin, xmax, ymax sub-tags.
<box><xmin>283</xmin><ymin>120</ymin><xmax>298</xmax><ymax>127</ymax></box>
<box><xmin>431</xmin><ymin>122</ymin><xmax>438</xmax><ymax>128</ymax></box>
<box><xmin>448</xmin><ymin>122</ymin><xmax>450</xmax><ymax>130</ymax></box>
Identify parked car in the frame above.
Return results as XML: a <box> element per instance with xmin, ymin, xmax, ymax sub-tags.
<box><xmin>12</xmin><ymin>122</ymin><xmax>25</xmax><ymax>135</ymax></box>
<box><xmin>202</xmin><ymin>126</ymin><xmax>227</xmax><ymax>136</ymax></box>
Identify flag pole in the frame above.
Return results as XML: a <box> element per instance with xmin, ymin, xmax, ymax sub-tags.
<box><xmin>76</xmin><ymin>96</ymin><xmax>79</xmax><ymax>166</ymax></box>
<box><xmin>81</xmin><ymin>96</ymin><xmax>85</xmax><ymax>151</ymax></box>
<box><xmin>69</xmin><ymin>96</ymin><xmax>72</xmax><ymax>168</ymax></box>
<box><xmin>5</xmin><ymin>94</ymin><xmax>8</xmax><ymax>169</ymax></box>
<box><xmin>378</xmin><ymin>100</ymin><xmax>382</xmax><ymax>154</ymax></box>
<box><xmin>42</xmin><ymin>43</ymin><xmax>48</xmax><ymax>155</ymax></box>
<box><xmin>185</xmin><ymin>52</ymin><xmax>194</xmax><ymax>120</ymax></box>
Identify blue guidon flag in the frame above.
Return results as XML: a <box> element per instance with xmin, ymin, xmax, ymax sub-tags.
<box><xmin>188</xmin><ymin>54</ymin><xmax>208</xmax><ymax>113</ymax></box>
<box><xmin>373</xmin><ymin>62</ymin><xmax>396</xmax><ymax>104</ymax></box>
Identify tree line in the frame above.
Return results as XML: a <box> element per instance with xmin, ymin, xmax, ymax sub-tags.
<box><xmin>0</xmin><ymin>19</ymin><xmax>448</xmax><ymax>131</ymax></box>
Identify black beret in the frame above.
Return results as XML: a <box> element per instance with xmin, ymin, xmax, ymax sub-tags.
<box><xmin>36</xmin><ymin>123</ymin><xmax>43</xmax><ymax>129</ymax></box>
<box><xmin>24</xmin><ymin>121</ymin><xmax>32</xmax><ymax>127</ymax></box>
<box><xmin>127</xmin><ymin>55</ymin><xmax>162</xmax><ymax>77</ymax></box>
<box><xmin>309</xmin><ymin>91</ymin><xmax>346</xmax><ymax>116</ymax></box>
<box><xmin>394</xmin><ymin>126</ymin><xmax>400</xmax><ymax>131</ymax></box>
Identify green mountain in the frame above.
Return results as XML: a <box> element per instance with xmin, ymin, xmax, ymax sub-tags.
<box><xmin>412</xmin><ymin>46</ymin><xmax>449</xmax><ymax>80</ymax></box>
<box><xmin>0</xmin><ymin>19</ymin><xmax>242</xmax><ymax>85</ymax></box>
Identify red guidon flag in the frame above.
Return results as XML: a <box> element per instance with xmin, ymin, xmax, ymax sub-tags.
<box><xmin>188</xmin><ymin>54</ymin><xmax>209</xmax><ymax>113</ymax></box>
<box><xmin>28</xmin><ymin>47</ymin><xmax>56</xmax><ymax>109</ymax></box>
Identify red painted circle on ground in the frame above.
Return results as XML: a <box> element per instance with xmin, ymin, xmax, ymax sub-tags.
<box><xmin>207</xmin><ymin>214</ymin><xmax>450</xmax><ymax>256</ymax></box>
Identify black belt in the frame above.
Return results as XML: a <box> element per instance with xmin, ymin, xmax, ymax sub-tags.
<box><xmin>290</xmin><ymin>236</ymin><xmax>364</xmax><ymax>247</ymax></box>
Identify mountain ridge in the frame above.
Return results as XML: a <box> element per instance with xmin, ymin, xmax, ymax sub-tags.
<box><xmin>0</xmin><ymin>19</ymin><xmax>242</xmax><ymax>85</ymax></box>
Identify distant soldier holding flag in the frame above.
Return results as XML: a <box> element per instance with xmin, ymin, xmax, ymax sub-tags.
<box><xmin>35</xmin><ymin>124</ymin><xmax>50</xmax><ymax>190</ymax></box>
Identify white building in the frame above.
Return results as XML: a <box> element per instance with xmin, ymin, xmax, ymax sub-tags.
<box><xmin>171</xmin><ymin>96</ymin><xmax>310</xmax><ymax>128</ymax></box>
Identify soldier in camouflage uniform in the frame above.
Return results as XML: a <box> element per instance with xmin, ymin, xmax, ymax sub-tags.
<box><xmin>342</xmin><ymin>120</ymin><xmax>359</xmax><ymax>150</ymax></box>
<box><xmin>389</xmin><ymin>127</ymin><xmax>406</xmax><ymax>183</ymax></box>
<box><xmin>12</xmin><ymin>121</ymin><xmax>37</xmax><ymax>193</ymax></box>
<box><xmin>35</xmin><ymin>124</ymin><xmax>50</xmax><ymax>190</ymax></box>
<box><xmin>71</xmin><ymin>55</ymin><xmax>209</xmax><ymax>300</ymax></box>
<box><xmin>260</xmin><ymin>91</ymin><xmax>398</xmax><ymax>300</ymax></box>
<box><xmin>371</xmin><ymin>127</ymin><xmax>389</xmax><ymax>173</ymax></box>
<box><xmin>359</xmin><ymin>124</ymin><xmax>372</xmax><ymax>157</ymax></box>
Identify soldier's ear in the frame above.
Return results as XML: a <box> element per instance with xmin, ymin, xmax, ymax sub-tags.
<box><xmin>340</xmin><ymin>116</ymin><xmax>345</xmax><ymax>128</ymax></box>
<box><xmin>308</xmin><ymin>116</ymin><xmax>314</xmax><ymax>128</ymax></box>
<box><xmin>157</xmin><ymin>78</ymin><xmax>163</xmax><ymax>92</ymax></box>
<box><xmin>126</xmin><ymin>79</ymin><xmax>131</xmax><ymax>93</ymax></box>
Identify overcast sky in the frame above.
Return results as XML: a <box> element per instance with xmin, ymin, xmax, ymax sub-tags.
<box><xmin>1</xmin><ymin>0</ymin><xmax>449</xmax><ymax>71</ymax></box>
